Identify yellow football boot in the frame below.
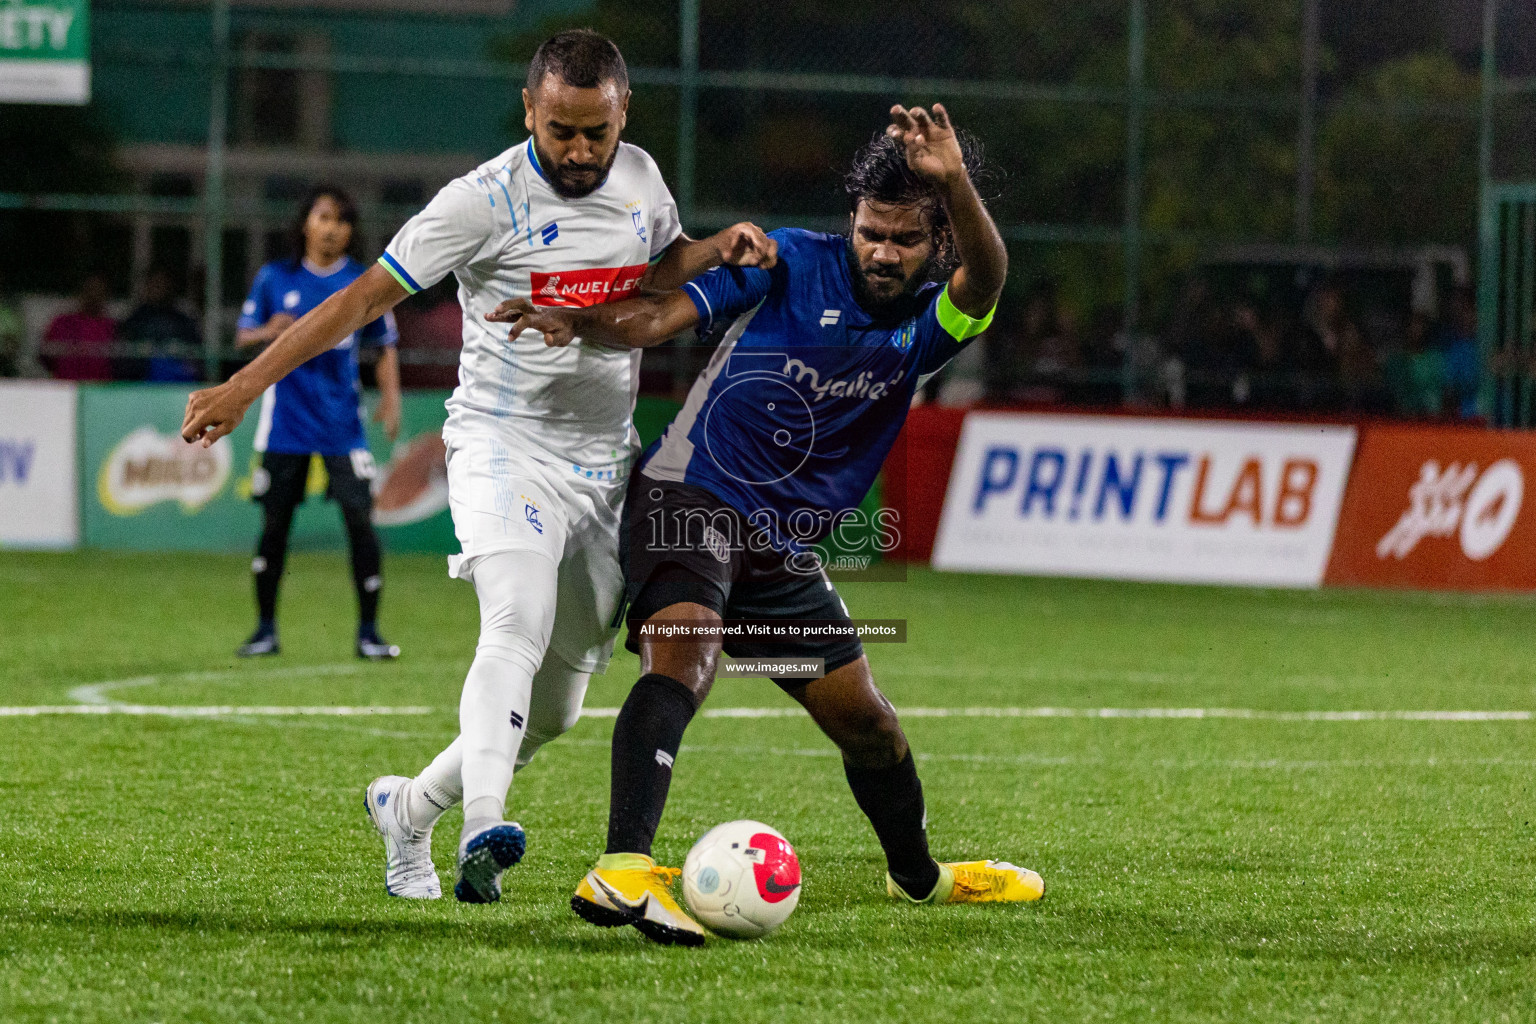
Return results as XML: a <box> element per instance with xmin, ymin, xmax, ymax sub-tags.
<box><xmin>888</xmin><ymin>860</ymin><xmax>1045</xmax><ymax>904</ymax></box>
<box><xmin>571</xmin><ymin>853</ymin><xmax>707</xmax><ymax>947</ymax></box>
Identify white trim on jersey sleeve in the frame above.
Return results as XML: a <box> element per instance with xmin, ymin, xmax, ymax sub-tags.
<box><xmin>684</xmin><ymin>280</ymin><xmax>714</xmax><ymax>331</ymax></box>
<box><xmin>380</xmin><ymin>177</ymin><xmax>502</xmax><ymax>295</ymax></box>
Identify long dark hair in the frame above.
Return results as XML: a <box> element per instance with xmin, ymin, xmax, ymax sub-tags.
<box><xmin>843</xmin><ymin>129</ymin><xmax>989</xmax><ymax>275</ymax></box>
<box><xmin>289</xmin><ymin>185</ymin><xmax>359</xmax><ymax>268</ymax></box>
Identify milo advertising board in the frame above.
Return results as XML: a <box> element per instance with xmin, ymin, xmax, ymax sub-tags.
<box><xmin>82</xmin><ymin>386</ymin><xmax>458</xmax><ymax>553</ymax></box>
<box><xmin>80</xmin><ymin>386</ymin><xmax>685</xmax><ymax>554</ymax></box>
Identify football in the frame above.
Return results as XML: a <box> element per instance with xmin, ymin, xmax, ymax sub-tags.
<box><xmin>681</xmin><ymin>820</ymin><xmax>803</xmax><ymax>939</ymax></box>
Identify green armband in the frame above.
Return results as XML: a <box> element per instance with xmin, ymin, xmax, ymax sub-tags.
<box><xmin>936</xmin><ymin>285</ymin><xmax>996</xmax><ymax>341</ymax></box>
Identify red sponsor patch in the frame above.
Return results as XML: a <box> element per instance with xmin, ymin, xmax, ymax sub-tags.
<box><xmin>750</xmin><ymin>832</ymin><xmax>802</xmax><ymax>904</ymax></box>
<box><xmin>530</xmin><ymin>264</ymin><xmax>648</xmax><ymax>308</ymax></box>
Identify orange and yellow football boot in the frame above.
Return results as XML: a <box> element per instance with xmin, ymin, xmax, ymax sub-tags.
<box><xmin>572</xmin><ymin>853</ymin><xmax>707</xmax><ymax>947</ymax></box>
<box><xmin>888</xmin><ymin>860</ymin><xmax>1045</xmax><ymax>904</ymax></box>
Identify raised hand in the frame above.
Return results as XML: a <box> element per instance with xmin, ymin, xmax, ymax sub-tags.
<box><xmin>886</xmin><ymin>103</ymin><xmax>966</xmax><ymax>188</ymax></box>
<box><xmin>711</xmin><ymin>222</ymin><xmax>778</xmax><ymax>269</ymax></box>
<box><xmin>485</xmin><ymin>298</ymin><xmax>578</xmax><ymax>348</ymax></box>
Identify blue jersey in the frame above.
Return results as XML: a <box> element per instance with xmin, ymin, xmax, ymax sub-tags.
<box><xmin>237</xmin><ymin>258</ymin><xmax>398</xmax><ymax>455</ymax></box>
<box><xmin>640</xmin><ymin>229</ymin><xmax>994</xmax><ymax>551</ymax></box>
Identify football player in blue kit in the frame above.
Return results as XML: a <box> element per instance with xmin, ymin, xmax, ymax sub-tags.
<box><xmin>492</xmin><ymin>104</ymin><xmax>1045</xmax><ymax>945</ymax></box>
<box><xmin>235</xmin><ymin>186</ymin><xmax>403</xmax><ymax>660</ymax></box>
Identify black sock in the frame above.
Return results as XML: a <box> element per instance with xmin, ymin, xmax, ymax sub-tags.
<box><xmin>341</xmin><ymin>502</ymin><xmax>382</xmax><ymax>630</ymax></box>
<box><xmin>844</xmin><ymin>750</ymin><xmax>940</xmax><ymax>897</ymax></box>
<box><xmin>605</xmin><ymin>673</ymin><xmax>699</xmax><ymax>856</ymax></box>
<box><xmin>254</xmin><ymin>503</ymin><xmax>295</xmax><ymax>627</ymax></box>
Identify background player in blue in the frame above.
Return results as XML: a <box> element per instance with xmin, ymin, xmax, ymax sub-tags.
<box><xmin>493</xmin><ymin>104</ymin><xmax>1045</xmax><ymax>945</ymax></box>
<box><xmin>235</xmin><ymin>186</ymin><xmax>403</xmax><ymax>660</ymax></box>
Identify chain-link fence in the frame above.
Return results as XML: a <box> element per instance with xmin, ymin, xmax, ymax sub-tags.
<box><xmin>2</xmin><ymin>0</ymin><xmax>1533</xmax><ymax>419</ymax></box>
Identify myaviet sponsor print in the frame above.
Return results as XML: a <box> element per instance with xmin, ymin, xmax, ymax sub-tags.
<box><xmin>932</xmin><ymin>414</ymin><xmax>1357</xmax><ymax>587</ymax></box>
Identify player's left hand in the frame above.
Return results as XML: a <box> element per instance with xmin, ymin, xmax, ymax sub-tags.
<box><xmin>711</xmin><ymin>222</ymin><xmax>777</xmax><ymax>269</ymax></box>
<box><xmin>486</xmin><ymin>298</ymin><xmax>577</xmax><ymax>348</ymax></box>
<box><xmin>373</xmin><ymin>394</ymin><xmax>401</xmax><ymax>442</ymax></box>
<box><xmin>887</xmin><ymin>103</ymin><xmax>965</xmax><ymax>187</ymax></box>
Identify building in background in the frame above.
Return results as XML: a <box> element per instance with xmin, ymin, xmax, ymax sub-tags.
<box><xmin>94</xmin><ymin>0</ymin><xmax>591</xmax><ymax>304</ymax></box>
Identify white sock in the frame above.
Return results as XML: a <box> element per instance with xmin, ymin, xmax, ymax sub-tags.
<box><xmin>405</xmin><ymin>652</ymin><xmax>590</xmax><ymax>837</ymax></box>
<box><xmin>456</xmin><ymin>549</ymin><xmax>557</xmax><ymax>838</ymax></box>
<box><xmin>404</xmin><ymin>736</ymin><xmax>463</xmax><ymax>832</ymax></box>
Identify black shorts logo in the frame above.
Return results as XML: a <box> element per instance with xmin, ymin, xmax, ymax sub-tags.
<box><xmin>703</xmin><ymin>525</ymin><xmax>731</xmax><ymax>563</ymax></box>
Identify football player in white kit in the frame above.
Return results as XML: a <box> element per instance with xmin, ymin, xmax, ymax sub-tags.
<box><xmin>182</xmin><ymin>29</ymin><xmax>776</xmax><ymax>903</ymax></box>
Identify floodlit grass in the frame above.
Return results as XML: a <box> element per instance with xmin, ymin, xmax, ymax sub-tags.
<box><xmin>1</xmin><ymin>551</ymin><xmax>1532</xmax><ymax>1022</ymax></box>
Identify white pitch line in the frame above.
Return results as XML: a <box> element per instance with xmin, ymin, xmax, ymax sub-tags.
<box><xmin>68</xmin><ymin>663</ymin><xmax>364</xmax><ymax>705</ymax></box>
<box><xmin>584</xmin><ymin>706</ymin><xmax>1534</xmax><ymax>722</ymax></box>
<box><xmin>7</xmin><ymin>705</ymin><xmax>1524</xmax><ymax>722</ymax></box>
<box><xmin>0</xmin><ymin>705</ymin><xmax>433</xmax><ymax>718</ymax></box>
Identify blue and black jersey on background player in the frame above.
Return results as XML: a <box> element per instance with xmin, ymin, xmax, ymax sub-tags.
<box><xmin>638</xmin><ymin>228</ymin><xmax>994</xmax><ymax>552</ymax></box>
<box><xmin>237</xmin><ymin>258</ymin><xmax>399</xmax><ymax>455</ymax></box>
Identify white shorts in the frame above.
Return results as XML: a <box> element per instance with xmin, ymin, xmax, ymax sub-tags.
<box><xmin>444</xmin><ymin>435</ymin><xmax>626</xmax><ymax>674</ymax></box>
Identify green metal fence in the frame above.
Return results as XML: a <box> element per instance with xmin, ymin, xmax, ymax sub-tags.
<box><xmin>3</xmin><ymin>0</ymin><xmax>1534</xmax><ymax>410</ymax></box>
<box><xmin>1480</xmin><ymin>183</ymin><xmax>1536</xmax><ymax>426</ymax></box>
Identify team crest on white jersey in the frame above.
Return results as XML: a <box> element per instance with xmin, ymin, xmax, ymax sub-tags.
<box><xmin>522</xmin><ymin>493</ymin><xmax>544</xmax><ymax>534</ymax></box>
<box><xmin>626</xmin><ymin>200</ymin><xmax>647</xmax><ymax>242</ymax></box>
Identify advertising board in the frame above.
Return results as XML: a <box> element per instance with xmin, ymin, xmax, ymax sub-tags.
<box><xmin>80</xmin><ymin>386</ymin><xmax>458</xmax><ymax>553</ymax></box>
<box><xmin>932</xmin><ymin>413</ymin><xmax>1357</xmax><ymax>587</ymax></box>
<box><xmin>0</xmin><ymin>0</ymin><xmax>90</xmax><ymax>104</ymax></box>
<box><xmin>0</xmin><ymin>380</ymin><xmax>77</xmax><ymax>548</ymax></box>
<box><xmin>78</xmin><ymin>387</ymin><xmax>684</xmax><ymax>554</ymax></box>
<box><xmin>1324</xmin><ymin>425</ymin><xmax>1536</xmax><ymax>591</ymax></box>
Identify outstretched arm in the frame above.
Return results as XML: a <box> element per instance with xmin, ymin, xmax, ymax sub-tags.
<box><xmin>887</xmin><ymin>103</ymin><xmax>1007</xmax><ymax>318</ymax></box>
<box><xmin>485</xmin><ymin>291</ymin><xmax>702</xmax><ymax>351</ymax></box>
<box><xmin>182</xmin><ymin>264</ymin><xmax>409</xmax><ymax>445</ymax></box>
<box><xmin>642</xmin><ymin>224</ymin><xmax>778</xmax><ymax>293</ymax></box>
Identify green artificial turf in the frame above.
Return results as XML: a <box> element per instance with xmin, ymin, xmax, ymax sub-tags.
<box><xmin>0</xmin><ymin>551</ymin><xmax>1532</xmax><ymax>1022</ymax></box>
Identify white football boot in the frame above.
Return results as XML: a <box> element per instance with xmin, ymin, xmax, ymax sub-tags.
<box><xmin>364</xmin><ymin>776</ymin><xmax>441</xmax><ymax>899</ymax></box>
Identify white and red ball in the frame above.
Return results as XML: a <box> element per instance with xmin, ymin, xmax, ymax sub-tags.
<box><xmin>681</xmin><ymin>820</ymin><xmax>802</xmax><ymax>939</ymax></box>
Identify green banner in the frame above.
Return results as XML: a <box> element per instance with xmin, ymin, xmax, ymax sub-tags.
<box><xmin>79</xmin><ymin>385</ymin><xmax>684</xmax><ymax>555</ymax></box>
<box><xmin>0</xmin><ymin>0</ymin><xmax>90</xmax><ymax>104</ymax></box>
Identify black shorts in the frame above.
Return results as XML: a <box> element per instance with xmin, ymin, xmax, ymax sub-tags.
<box><xmin>252</xmin><ymin>450</ymin><xmax>375</xmax><ymax>513</ymax></box>
<box><xmin>621</xmin><ymin>474</ymin><xmax>864</xmax><ymax>687</ymax></box>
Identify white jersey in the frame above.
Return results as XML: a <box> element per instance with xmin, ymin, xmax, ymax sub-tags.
<box><xmin>380</xmin><ymin>140</ymin><xmax>682</xmax><ymax>474</ymax></box>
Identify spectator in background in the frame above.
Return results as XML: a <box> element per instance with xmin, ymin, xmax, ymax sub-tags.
<box><xmin>1185</xmin><ymin>300</ymin><xmax>1257</xmax><ymax>409</ymax></box>
<box><xmin>1239</xmin><ymin>304</ymin><xmax>1292</xmax><ymax>410</ymax></box>
<box><xmin>1441</xmin><ymin>287</ymin><xmax>1480</xmax><ymax>420</ymax></box>
<box><xmin>120</xmin><ymin>267</ymin><xmax>203</xmax><ymax>382</ymax></box>
<box><xmin>1078</xmin><ymin>304</ymin><xmax>1125</xmax><ymax>407</ymax></box>
<box><xmin>1014</xmin><ymin>280</ymin><xmax>1079</xmax><ymax>404</ymax></box>
<box><xmin>1336</xmin><ymin>313</ymin><xmax>1386</xmax><ymax>413</ymax></box>
<box><xmin>1298</xmin><ymin>280</ymin><xmax>1350</xmax><ymax>408</ymax></box>
<box><xmin>0</xmin><ymin>271</ymin><xmax>22</xmax><ymax>377</ymax></box>
<box><xmin>1385</xmin><ymin>311</ymin><xmax>1447</xmax><ymax>417</ymax></box>
<box><xmin>42</xmin><ymin>274</ymin><xmax>116</xmax><ymax>381</ymax></box>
